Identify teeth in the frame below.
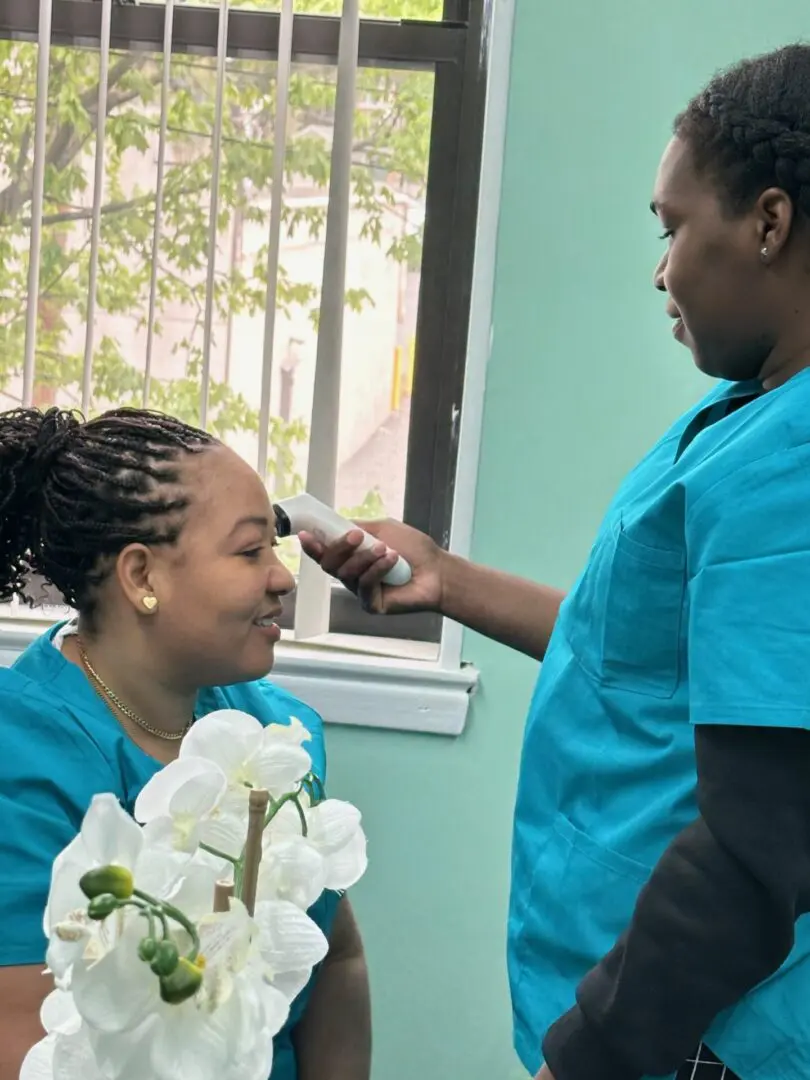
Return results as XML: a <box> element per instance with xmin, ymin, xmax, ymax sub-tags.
<box><xmin>255</xmin><ymin>617</ymin><xmax>276</xmax><ymax>627</ymax></box>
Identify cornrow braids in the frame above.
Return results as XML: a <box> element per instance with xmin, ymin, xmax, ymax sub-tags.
<box><xmin>675</xmin><ymin>44</ymin><xmax>810</xmax><ymax>216</ymax></box>
<box><xmin>0</xmin><ymin>406</ymin><xmax>216</xmax><ymax>616</ymax></box>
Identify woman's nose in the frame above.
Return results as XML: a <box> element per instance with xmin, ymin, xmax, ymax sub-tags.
<box><xmin>269</xmin><ymin>560</ymin><xmax>296</xmax><ymax>597</ymax></box>
<box><xmin>653</xmin><ymin>251</ymin><xmax>667</xmax><ymax>291</ymax></box>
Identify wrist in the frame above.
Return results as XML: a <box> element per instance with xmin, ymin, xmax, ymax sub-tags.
<box><xmin>435</xmin><ymin>549</ymin><xmax>471</xmax><ymax>620</ymax></box>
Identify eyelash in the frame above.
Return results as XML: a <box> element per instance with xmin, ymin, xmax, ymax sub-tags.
<box><xmin>241</xmin><ymin>540</ymin><xmax>279</xmax><ymax>560</ymax></box>
<box><xmin>659</xmin><ymin>229</ymin><xmax>673</xmax><ymax>241</ymax></box>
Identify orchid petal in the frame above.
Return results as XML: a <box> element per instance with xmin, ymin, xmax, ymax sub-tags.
<box><xmin>250</xmin><ymin>742</ymin><xmax>312</xmax><ymax>798</ymax></box>
<box><xmin>41</xmin><ymin>989</ymin><xmax>82</xmax><ymax>1036</ymax></box>
<box><xmin>179</xmin><ymin>711</ymin><xmax>264</xmax><ymax>777</ymax></box>
<box><xmin>322</xmin><ymin>827</ymin><xmax>368</xmax><ymax>892</ymax></box>
<box><xmin>257</xmin><ymin>839</ymin><xmax>326</xmax><ymax>910</ymax></box>
<box><xmin>305</xmin><ymin>800</ymin><xmax>362</xmax><ymax>856</ymax></box>
<box><xmin>20</xmin><ymin>1036</ymin><xmax>56</xmax><ymax>1080</ymax></box>
<box><xmin>71</xmin><ymin>924</ymin><xmax>158</xmax><ymax>1034</ymax></box>
<box><xmin>134</xmin><ymin>758</ymin><xmax>226</xmax><ymax>825</ymax></box>
<box><xmin>253</xmin><ymin>900</ymin><xmax>328</xmax><ymax>983</ymax></box>
<box><xmin>80</xmin><ymin>795</ymin><xmax>143</xmax><ymax>870</ymax></box>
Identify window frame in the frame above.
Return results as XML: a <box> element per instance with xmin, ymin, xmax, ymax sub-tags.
<box><xmin>0</xmin><ymin>0</ymin><xmax>488</xmax><ymax>644</ymax></box>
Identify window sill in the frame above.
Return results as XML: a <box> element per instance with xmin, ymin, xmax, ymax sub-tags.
<box><xmin>0</xmin><ymin>619</ymin><xmax>478</xmax><ymax>737</ymax></box>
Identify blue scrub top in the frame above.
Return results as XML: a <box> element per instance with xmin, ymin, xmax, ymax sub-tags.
<box><xmin>509</xmin><ymin>370</ymin><xmax>810</xmax><ymax>1080</ymax></box>
<box><xmin>0</xmin><ymin>626</ymin><xmax>340</xmax><ymax>1080</ymax></box>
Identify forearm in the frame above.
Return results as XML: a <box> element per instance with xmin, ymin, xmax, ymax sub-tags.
<box><xmin>294</xmin><ymin>900</ymin><xmax>371</xmax><ymax>1080</ymax></box>
<box><xmin>439</xmin><ymin>553</ymin><xmax>564</xmax><ymax>661</ymax></box>
<box><xmin>543</xmin><ymin>724</ymin><xmax>810</xmax><ymax>1080</ymax></box>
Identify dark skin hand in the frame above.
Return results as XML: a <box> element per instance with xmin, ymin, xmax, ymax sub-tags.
<box><xmin>300</xmin><ymin>521</ymin><xmax>564</xmax><ymax>663</ymax></box>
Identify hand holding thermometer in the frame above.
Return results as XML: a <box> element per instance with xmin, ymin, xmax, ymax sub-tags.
<box><xmin>273</xmin><ymin>493</ymin><xmax>413</xmax><ymax>587</ymax></box>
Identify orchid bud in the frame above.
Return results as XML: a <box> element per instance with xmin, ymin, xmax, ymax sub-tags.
<box><xmin>79</xmin><ymin>865</ymin><xmax>134</xmax><ymax>901</ymax></box>
<box><xmin>158</xmin><ymin>957</ymin><xmax>204</xmax><ymax>1004</ymax></box>
<box><xmin>87</xmin><ymin>893</ymin><xmax>119</xmax><ymax>920</ymax></box>
<box><xmin>138</xmin><ymin>937</ymin><xmax>158</xmax><ymax>962</ymax></box>
<box><xmin>149</xmin><ymin>939</ymin><xmax>180</xmax><ymax>976</ymax></box>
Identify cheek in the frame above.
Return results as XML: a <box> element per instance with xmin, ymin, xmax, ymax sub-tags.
<box><xmin>163</xmin><ymin>560</ymin><xmax>262</xmax><ymax>625</ymax></box>
<box><xmin>666</xmin><ymin>238</ymin><xmax>748</xmax><ymax>324</ymax></box>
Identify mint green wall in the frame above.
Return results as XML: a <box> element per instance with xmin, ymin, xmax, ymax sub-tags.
<box><xmin>328</xmin><ymin>4</ymin><xmax>810</xmax><ymax>1078</ymax></box>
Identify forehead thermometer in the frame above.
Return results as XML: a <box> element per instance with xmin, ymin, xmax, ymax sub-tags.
<box><xmin>273</xmin><ymin>493</ymin><xmax>413</xmax><ymax>588</ymax></box>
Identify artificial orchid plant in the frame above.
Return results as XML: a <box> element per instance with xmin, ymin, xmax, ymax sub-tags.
<box><xmin>21</xmin><ymin>710</ymin><xmax>367</xmax><ymax>1080</ymax></box>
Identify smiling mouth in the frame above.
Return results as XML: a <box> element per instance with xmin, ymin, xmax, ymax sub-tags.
<box><xmin>253</xmin><ymin>613</ymin><xmax>282</xmax><ymax>627</ymax></box>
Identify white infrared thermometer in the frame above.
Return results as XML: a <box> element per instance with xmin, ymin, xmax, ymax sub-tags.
<box><xmin>273</xmin><ymin>493</ymin><xmax>413</xmax><ymax>587</ymax></box>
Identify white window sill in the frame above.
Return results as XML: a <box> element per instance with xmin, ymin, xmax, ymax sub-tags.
<box><xmin>0</xmin><ymin>617</ymin><xmax>479</xmax><ymax>736</ymax></box>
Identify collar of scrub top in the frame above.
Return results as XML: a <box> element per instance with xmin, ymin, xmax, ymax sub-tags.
<box><xmin>674</xmin><ymin>379</ymin><xmax>763</xmax><ymax>463</ymax></box>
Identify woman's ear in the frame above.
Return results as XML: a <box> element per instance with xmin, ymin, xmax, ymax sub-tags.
<box><xmin>757</xmin><ymin>187</ymin><xmax>795</xmax><ymax>259</ymax></box>
<box><xmin>116</xmin><ymin>544</ymin><xmax>159</xmax><ymax>615</ymax></box>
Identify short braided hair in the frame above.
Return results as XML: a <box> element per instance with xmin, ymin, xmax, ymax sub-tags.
<box><xmin>0</xmin><ymin>406</ymin><xmax>216</xmax><ymax>616</ymax></box>
<box><xmin>675</xmin><ymin>44</ymin><xmax>810</xmax><ymax>216</ymax></box>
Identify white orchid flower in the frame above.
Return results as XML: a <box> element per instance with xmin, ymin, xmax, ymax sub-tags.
<box><xmin>134</xmin><ymin>757</ymin><xmax>228</xmax><ymax>853</ymax></box>
<box><xmin>253</xmin><ymin>897</ymin><xmax>330</xmax><ymax>1003</ymax></box>
<box><xmin>45</xmin><ymin>795</ymin><xmax>189</xmax><ymax>985</ymax></box>
<box><xmin>257</xmin><ymin>836</ymin><xmax>327</xmax><ymax>910</ymax></box>
<box><xmin>135</xmin><ymin>711</ymin><xmax>316</xmax><ymax>864</ymax></box>
<box><xmin>265</xmin><ymin>715</ymin><xmax>312</xmax><ymax>747</ymax></box>
<box><xmin>262</xmin><ymin>796</ymin><xmax>368</xmax><ymax>899</ymax></box>
<box><xmin>180</xmin><ymin>710</ymin><xmax>313</xmax><ymax>800</ymax></box>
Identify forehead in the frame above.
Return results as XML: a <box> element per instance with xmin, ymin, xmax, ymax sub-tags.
<box><xmin>653</xmin><ymin>135</ymin><xmax>714</xmax><ymax>212</ymax></box>
<box><xmin>182</xmin><ymin>444</ymin><xmax>272</xmax><ymax>529</ymax></box>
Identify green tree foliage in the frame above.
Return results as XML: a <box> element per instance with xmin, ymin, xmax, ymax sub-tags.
<box><xmin>0</xmin><ymin>0</ymin><xmax>438</xmax><ymax>498</ymax></box>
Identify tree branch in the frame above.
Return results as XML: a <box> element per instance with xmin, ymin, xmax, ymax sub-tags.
<box><xmin>0</xmin><ymin>54</ymin><xmax>146</xmax><ymax>225</ymax></box>
<box><xmin>22</xmin><ymin>192</ymin><xmax>155</xmax><ymax>227</ymax></box>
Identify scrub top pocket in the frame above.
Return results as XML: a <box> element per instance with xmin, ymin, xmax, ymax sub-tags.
<box><xmin>565</xmin><ymin>518</ymin><xmax>686</xmax><ymax>699</ymax></box>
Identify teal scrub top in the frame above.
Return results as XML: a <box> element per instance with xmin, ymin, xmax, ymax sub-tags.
<box><xmin>0</xmin><ymin>626</ymin><xmax>340</xmax><ymax>1080</ymax></box>
<box><xmin>509</xmin><ymin>370</ymin><xmax>810</xmax><ymax>1080</ymax></box>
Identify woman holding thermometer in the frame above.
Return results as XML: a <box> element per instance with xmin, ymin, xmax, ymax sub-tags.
<box><xmin>301</xmin><ymin>42</ymin><xmax>810</xmax><ymax>1080</ymax></box>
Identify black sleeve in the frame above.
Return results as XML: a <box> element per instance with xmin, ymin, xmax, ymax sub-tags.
<box><xmin>542</xmin><ymin>724</ymin><xmax>810</xmax><ymax>1080</ymax></box>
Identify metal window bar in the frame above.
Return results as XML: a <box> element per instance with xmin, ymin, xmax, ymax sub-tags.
<box><xmin>0</xmin><ymin>2</ymin><xmax>466</xmax><ymax>68</ymax></box>
<box><xmin>294</xmin><ymin>0</ymin><xmax>360</xmax><ymax>641</ymax></box>
<box><xmin>21</xmin><ymin>0</ymin><xmax>53</xmax><ymax>407</ymax></box>
<box><xmin>200</xmin><ymin>0</ymin><xmax>230</xmax><ymax>429</ymax></box>
<box><xmin>143</xmin><ymin>0</ymin><xmax>176</xmax><ymax>409</ymax></box>
<box><xmin>81</xmin><ymin>0</ymin><xmax>113</xmax><ymax>415</ymax></box>
<box><xmin>257</xmin><ymin>0</ymin><xmax>295</xmax><ymax>479</ymax></box>
<box><xmin>0</xmin><ymin>0</ymin><xmax>488</xmax><ymax>646</ymax></box>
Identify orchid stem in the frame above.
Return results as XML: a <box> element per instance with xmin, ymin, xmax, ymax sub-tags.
<box><xmin>133</xmin><ymin>888</ymin><xmax>201</xmax><ymax>962</ymax></box>
<box><xmin>263</xmin><ymin>787</ymin><xmax>309</xmax><ymax>837</ymax></box>
<box><xmin>241</xmin><ymin>788</ymin><xmax>270</xmax><ymax>916</ymax></box>
<box><xmin>200</xmin><ymin>842</ymin><xmax>239</xmax><ymax>867</ymax></box>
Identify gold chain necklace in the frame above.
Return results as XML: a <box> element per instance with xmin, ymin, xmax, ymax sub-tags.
<box><xmin>78</xmin><ymin>640</ymin><xmax>192</xmax><ymax>742</ymax></box>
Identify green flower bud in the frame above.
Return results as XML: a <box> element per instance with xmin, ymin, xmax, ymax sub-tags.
<box><xmin>137</xmin><ymin>937</ymin><xmax>158</xmax><ymax>963</ymax></box>
<box><xmin>158</xmin><ymin>957</ymin><xmax>204</xmax><ymax>1005</ymax></box>
<box><xmin>149</xmin><ymin>939</ymin><xmax>180</xmax><ymax>977</ymax></box>
<box><xmin>79</xmin><ymin>865</ymin><xmax>134</xmax><ymax>902</ymax></box>
<box><xmin>87</xmin><ymin>893</ymin><xmax>119</xmax><ymax>920</ymax></box>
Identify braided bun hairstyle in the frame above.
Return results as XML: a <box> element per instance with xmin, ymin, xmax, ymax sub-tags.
<box><xmin>0</xmin><ymin>407</ymin><xmax>215</xmax><ymax>617</ymax></box>
<box><xmin>675</xmin><ymin>45</ymin><xmax>810</xmax><ymax>215</ymax></box>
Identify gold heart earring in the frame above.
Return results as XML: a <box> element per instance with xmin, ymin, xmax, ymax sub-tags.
<box><xmin>142</xmin><ymin>595</ymin><xmax>159</xmax><ymax>612</ymax></box>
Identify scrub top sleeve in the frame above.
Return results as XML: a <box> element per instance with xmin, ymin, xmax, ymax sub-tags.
<box><xmin>0</xmin><ymin>681</ymin><xmax>117</xmax><ymax>966</ymax></box>
<box><xmin>688</xmin><ymin>446</ymin><xmax>810</xmax><ymax>730</ymax></box>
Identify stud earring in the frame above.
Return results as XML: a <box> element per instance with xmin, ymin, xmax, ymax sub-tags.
<box><xmin>761</xmin><ymin>246</ymin><xmax>769</xmax><ymax>261</ymax></box>
<box><xmin>142</xmin><ymin>595</ymin><xmax>159</xmax><ymax>612</ymax></box>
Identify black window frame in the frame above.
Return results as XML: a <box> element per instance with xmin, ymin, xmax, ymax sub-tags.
<box><xmin>0</xmin><ymin>0</ymin><xmax>489</xmax><ymax>643</ymax></box>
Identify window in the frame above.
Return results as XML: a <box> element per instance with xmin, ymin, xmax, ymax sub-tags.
<box><xmin>0</xmin><ymin>0</ymin><xmax>508</xmax><ymax>732</ymax></box>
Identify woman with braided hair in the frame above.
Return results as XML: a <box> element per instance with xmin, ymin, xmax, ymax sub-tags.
<box><xmin>302</xmin><ymin>43</ymin><xmax>810</xmax><ymax>1080</ymax></box>
<box><xmin>0</xmin><ymin>406</ymin><xmax>371</xmax><ymax>1079</ymax></box>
